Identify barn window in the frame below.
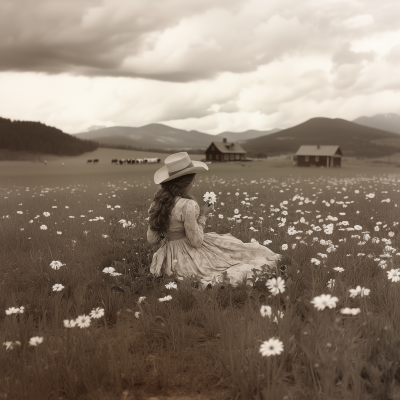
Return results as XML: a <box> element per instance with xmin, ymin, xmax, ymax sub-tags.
<box><xmin>315</xmin><ymin>156</ymin><xmax>319</xmax><ymax>162</ymax></box>
<box><xmin>305</xmin><ymin>156</ymin><xmax>309</xmax><ymax>162</ymax></box>
<box><xmin>235</xmin><ymin>154</ymin><xmax>240</xmax><ymax>160</ymax></box>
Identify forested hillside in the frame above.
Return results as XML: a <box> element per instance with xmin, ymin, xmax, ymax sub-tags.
<box><xmin>0</xmin><ymin>117</ymin><xmax>98</xmax><ymax>156</ymax></box>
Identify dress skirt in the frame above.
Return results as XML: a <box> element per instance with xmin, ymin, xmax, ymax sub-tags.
<box><xmin>149</xmin><ymin>231</ymin><xmax>282</xmax><ymax>287</ymax></box>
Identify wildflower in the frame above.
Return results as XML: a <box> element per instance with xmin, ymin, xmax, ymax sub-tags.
<box><xmin>75</xmin><ymin>315</ymin><xmax>91</xmax><ymax>328</ymax></box>
<box><xmin>29</xmin><ymin>336</ymin><xmax>44</xmax><ymax>346</ymax></box>
<box><xmin>327</xmin><ymin>279</ymin><xmax>335</xmax><ymax>289</ymax></box>
<box><xmin>3</xmin><ymin>341</ymin><xmax>21</xmax><ymax>350</ymax></box>
<box><xmin>63</xmin><ymin>319</ymin><xmax>76</xmax><ymax>328</ymax></box>
<box><xmin>260</xmin><ymin>305</ymin><xmax>272</xmax><ymax>317</ymax></box>
<box><xmin>135</xmin><ymin>312</ymin><xmax>141</xmax><ymax>318</ymax></box>
<box><xmin>138</xmin><ymin>296</ymin><xmax>146</xmax><ymax>303</ymax></box>
<box><xmin>263</xmin><ymin>240</ymin><xmax>272</xmax><ymax>245</ymax></box>
<box><xmin>203</xmin><ymin>191</ymin><xmax>217</xmax><ymax>204</ymax></box>
<box><xmin>349</xmin><ymin>286</ymin><xmax>369</xmax><ymax>298</ymax></box>
<box><xmin>50</xmin><ymin>261</ymin><xmax>65</xmax><ymax>270</ymax></box>
<box><xmin>103</xmin><ymin>267</ymin><xmax>115</xmax><ymax>274</ymax></box>
<box><xmin>340</xmin><ymin>308</ymin><xmax>361</xmax><ymax>315</ymax></box>
<box><xmin>311</xmin><ymin>294</ymin><xmax>338</xmax><ymax>311</ymax></box>
<box><xmin>90</xmin><ymin>307</ymin><xmax>105</xmax><ymax>319</ymax></box>
<box><xmin>387</xmin><ymin>269</ymin><xmax>400</xmax><ymax>282</ymax></box>
<box><xmin>281</xmin><ymin>244</ymin><xmax>288</xmax><ymax>251</ymax></box>
<box><xmin>266</xmin><ymin>277</ymin><xmax>285</xmax><ymax>296</ymax></box>
<box><xmin>158</xmin><ymin>295</ymin><xmax>173</xmax><ymax>302</ymax></box>
<box><xmin>218</xmin><ymin>214</ymin><xmax>223</xmax><ymax>219</ymax></box>
<box><xmin>234</xmin><ymin>208</ymin><xmax>239</xmax><ymax>214</ymax></box>
<box><xmin>333</xmin><ymin>267</ymin><xmax>344</xmax><ymax>272</ymax></box>
<box><xmin>43</xmin><ymin>212</ymin><xmax>50</xmax><ymax>217</ymax></box>
<box><xmin>40</xmin><ymin>225</ymin><xmax>48</xmax><ymax>230</ymax></box>
<box><xmin>52</xmin><ymin>284</ymin><xmax>64</xmax><ymax>292</ymax></box>
<box><xmin>165</xmin><ymin>282</ymin><xmax>178</xmax><ymax>290</ymax></box>
<box><xmin>259</xmin><ymin>338</ymin><xmax>284</xmax><ymax>357</ymax></box>
<box><xmin>388</xmin><ymin>232</ymin><xmax>395</xmax><ymax>237</ymax></box>
<box><xmin>17</xmin><ymin>211</ymin><xmax>23</xmax><ymax>214</ymax></box>
<box><xmin>311</xmin><ymin>258</ymin><xmax>321</xmax><ymax>265</ymax></box>
<box><xmin>5</xmin><ymin>306</ymin><xmax>24</xmax><ymax>315</ymax></box>
<box><xmin>102</xmin><ymin>234</ymin><xmax>109</xmax><ymax>238</ymax></box>
<box><xmin>354</xmin><ymin>225</ymin><xmax>362</xmax><ymax>230</ymax></box>
<box><xmin>110</xmin><ymin>272</ymin><xmax>122</xmax><ymax>276</ymax></box>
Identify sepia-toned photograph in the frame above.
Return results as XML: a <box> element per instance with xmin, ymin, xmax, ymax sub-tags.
<box><xmin>1</xmin><ymin>1</ymin><xmax>400</xmax><ymax>399</ymax></box>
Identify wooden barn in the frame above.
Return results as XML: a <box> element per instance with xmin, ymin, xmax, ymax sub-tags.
<box><xmin>205</xmin><ymin>138</ymin><xmax>247</xmax><ymax>162</ymax></box>
<box><xmin>294</xmin><ymin>145</ymin><xmax>342</xmax><ymax>167</ymax></box>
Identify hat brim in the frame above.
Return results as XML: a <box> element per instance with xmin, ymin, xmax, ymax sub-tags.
<box><xmin>154</xmin><ymin>160</ymin><xmax>209</xmax><ymax>184</ymax></box>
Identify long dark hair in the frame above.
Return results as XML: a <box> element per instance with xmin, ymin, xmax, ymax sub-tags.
<box><xmin>149</xmin><ymin>173</ymin><xmax>196</xmax><ymax>234</ymax></box>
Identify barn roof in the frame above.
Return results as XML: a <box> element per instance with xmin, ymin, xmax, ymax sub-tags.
<box><xmin>210</xmin><ymin>141</ymin><xmax>247</xmax><ymax>154</ymax></box>
<box><xmin>295</xmin><ymin>145</ymin><xmax>342</xmax><ymax>156</ymax></box>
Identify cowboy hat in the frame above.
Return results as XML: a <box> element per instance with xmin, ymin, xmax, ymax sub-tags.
<box><xmin>154</xmin><ymin>152</ymin><xmax>209</xmax><ymax>184</ymax></box>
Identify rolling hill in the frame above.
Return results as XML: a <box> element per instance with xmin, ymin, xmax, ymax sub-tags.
<box><xmin>73</xmin><ymin>124</ymin><xmax>277</xmax><ymax>149</ymax></box>
<box><xmin>0</xmin><ymin>117</ymin><xmax>98</xmax><ymax>156</ymax></box>
<box><xmin>240</xmin><ymin>117</ymin><xmax>400</xmax><ymax>157</ymax></box>
<box><xmin>353</xmin><ymin>113</ymin><xmax>400</xmax><ymax>135</ymax></box>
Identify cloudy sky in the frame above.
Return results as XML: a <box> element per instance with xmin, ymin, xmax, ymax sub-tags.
<box><xmin>1</xmin><ymin>0</ymin><xmax>400</xmax><ymax>135</ymax></box>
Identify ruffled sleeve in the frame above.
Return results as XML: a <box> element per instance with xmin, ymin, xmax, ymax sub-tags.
<box><xmin>147</xmin><ymin>202</ymin><xmax>162</xmax><ymax>245</ymax></box>
<box><xmin>182</xmin><ymin>199</ymin><xmax>206</xmax><ymax>249</ymax></box>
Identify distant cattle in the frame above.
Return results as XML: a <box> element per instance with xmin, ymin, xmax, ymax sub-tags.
<box><xmin>62</xmin><ymin>163</ymin><xmax>65</xmax><ymax>167</ymax></box>
<box><xmin>93</xmin><ymin>159</ymin><xmax>99</xmax><ymax>163</ymax></box>
<box><xmin>144</xmin><ymin>158</ymin><xmax>160</xmax><ymax>164</ymax></box>
<box><xmin>111</xmin><ymin>159</ymin><xmax>118</xmax><ymax>164</ymax></box>
<box><xmin>44</xmin><ymin>160</ymin><xmax>47</xmax><ymax>165</ymax></box>
<box><xmin>87</xmin><ymin>159</ymin><xmax>92</xmax><ymax>163</ymax></box>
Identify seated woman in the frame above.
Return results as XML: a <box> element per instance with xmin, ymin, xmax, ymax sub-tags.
<box><xmin>147</xmin><ymin>152</ymin><xmax>287</xmax><ymax>288</ymax></box>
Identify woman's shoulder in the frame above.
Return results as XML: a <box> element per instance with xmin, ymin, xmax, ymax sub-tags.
<box><xmin>175</xmin><ymin>197</ymin><xmax>198</xmax><ymax>209</ymax></box>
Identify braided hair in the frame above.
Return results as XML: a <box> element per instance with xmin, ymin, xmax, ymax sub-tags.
<box><xmin>149</xmin><ymin>173</ymin><xmax>196</xmax><ymax>234</ymax></box>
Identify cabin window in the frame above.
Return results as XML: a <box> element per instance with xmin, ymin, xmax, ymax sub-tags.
<box><xmin>216</xmin><ymin>154</ymin><xmax>219</xmax><ymax>160</ymax></box>
<box><xmin>235</xmin><ymin>154</ymin><xmax>240</xmax><ymax>160</ymax></box>
<box><xmin>209</xmin><ymin>154</ymin><xmax>213</xmax><ymax>160</ymax></box>
<box><xmin>230</xmin><ymin>154</ymin><xmax>234</xmax><ymax>160</ymax></box>
<box><xmin>315</xmin><ymin>156</ymin><xmax>319</xmax><ymax>162</ymax></box>
<box><xmin>305</xmin><ymin>156</ymin><xmax>309</xmax><ymax>162</ymax></box>
<box><xmin>224</xmin><ymin>154</ymin><xmax>228</xmax><ymax>160</ymax></box>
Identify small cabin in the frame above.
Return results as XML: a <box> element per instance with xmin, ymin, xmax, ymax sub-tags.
<box><xmin>205</xmin><ymin>138</ymin><xmax>247</xmax><ymax>162</ymax></box>
<box><xmin>294</xmin><ymin>145</ymin><xmax>342</xmax><ymax>167</ymax></box>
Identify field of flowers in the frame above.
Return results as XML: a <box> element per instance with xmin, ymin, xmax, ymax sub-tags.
<box><xmin>1</xmin><ymin>162</ymin><xmax>400</xmax><ymax>400</ymax></box>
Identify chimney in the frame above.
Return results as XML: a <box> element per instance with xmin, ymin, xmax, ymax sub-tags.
<box><xmin>223</xmin><ymin>138</ymin><xmax>227</xmax><ymax>143</ymax></box>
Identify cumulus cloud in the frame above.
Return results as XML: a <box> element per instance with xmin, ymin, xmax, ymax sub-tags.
<box><xmin>1</xmin><ymin>0</ymin><xmax>400</xmax><ymax>134</ymax></box>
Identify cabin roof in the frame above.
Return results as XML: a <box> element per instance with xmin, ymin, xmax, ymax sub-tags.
<box><xmin>295</xmin><ymin>145</ymin><xmax>342</xmax><ymax>156</ymax></box>
<box><xmin>209</xmin><ymin>141</ymin><xmax>247</xmax><ymax>154</ymax></box>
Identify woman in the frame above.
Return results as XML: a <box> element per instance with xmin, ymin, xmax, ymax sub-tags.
<box><xmin>147</xmin><ymin>152</ymin><xmax>285</xmax><ymax>288</ymax></box>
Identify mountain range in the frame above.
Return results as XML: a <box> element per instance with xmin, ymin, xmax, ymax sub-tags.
<box><xmin>74</xmin><ymin>124</ymin><xmax>279</xmax><ymax>150</ymax></box>
<box><xmin>71</xmin><ymin>113</ymin><xmax>400</xmax><ymax>157</ymax></box>
<box><xmin>240</xmin><ymin>117</ymin><xmax>400</xmax><ymax>157</ymax></box>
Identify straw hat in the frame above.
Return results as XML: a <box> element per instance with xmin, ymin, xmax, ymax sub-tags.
<box><xmin>154</xmin><ymin>152</ymin><xmax>209</xmax><ymax>184</ymax></box>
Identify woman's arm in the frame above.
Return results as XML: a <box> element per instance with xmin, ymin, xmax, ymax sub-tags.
<box><xmin>183</xmin><ymin>200</ymin><xmax>207</xmax><ymax>248</ymax></box>
<box><xmin>147</xmin><ymin>225</ymin><xmax>162</xmax><ymax>245</ymax></box>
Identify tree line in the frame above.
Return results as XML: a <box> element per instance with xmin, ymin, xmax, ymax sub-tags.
<box><xmin>0</xmin><ymin>117</ymin><xmax>98</xmax><ymax>156</ymax></box>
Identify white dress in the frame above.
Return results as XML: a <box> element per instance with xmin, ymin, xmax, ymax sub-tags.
<box><xmin>147</xmin><ymin>197</ymin><xmax>282</xmax><ymax>287</ymax></box>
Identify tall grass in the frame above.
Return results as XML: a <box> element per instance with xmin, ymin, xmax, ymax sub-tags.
<box><xmin>1</xmin><ymin>166</ymin><xmax>400</xmax><ymax>399</ymax></box>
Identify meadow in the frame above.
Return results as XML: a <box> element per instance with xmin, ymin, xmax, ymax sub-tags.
<box><xmin>1</xmin><ymin>156</ymin><xmax>400</xmax><ymax>400</ymax></box>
